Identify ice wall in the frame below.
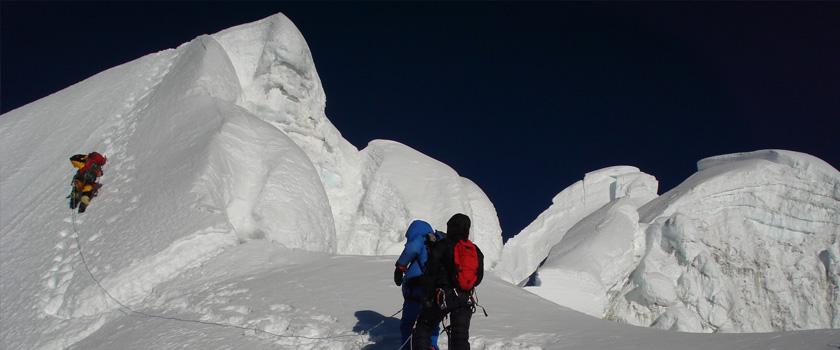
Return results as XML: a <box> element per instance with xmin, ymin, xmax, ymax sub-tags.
<box><xmin>524</xmin><ymin>195</ymin><xmax>651</xmax><ymax>317</ymax></box>
<box><xmin>495</xmin><ymin>166</ymin><xmax>658</xmax><ymax>285</ymax></box>
<box><xmin>345</xmin><ymin>140</ymin><xmax>503</xmax><ymax>265</ymax></box>
<box><xmin>211</xmin><ymin>14</ymin><xmax>364</xmax><ymax>239</ymax></box>
<box><xmin>514</xmin><ymin>150</ymin><xmax>840</xmax><ymax>332</ymax></box>
<box><xmin>607</xmin><ymin>150</ymin><xmax>840</xmax><ymax>332</ymax></box>
<box><xmin>209</xmin><ymin>14</ymin><xmax>503</xmax><ymax>259</ymax></box>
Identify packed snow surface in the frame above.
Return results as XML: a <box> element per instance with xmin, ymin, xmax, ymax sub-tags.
<box><xmin>1</xmin><ymin>12</ymin><xmax>838</xmax><ymax>350</ymax></box>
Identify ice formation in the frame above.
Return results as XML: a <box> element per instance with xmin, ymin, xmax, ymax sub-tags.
<box><xmin>612</xmin><ymin>150</ymin><xmax>840</xmax><ymax>332</ymax></box>
<box><xmin>512</xmin><ymin>150</ymin><xmax>840</xmax><ymax>333</ymax></box>
<box><xmin>495</xmin><ymin>166</ymin><xmax>658</xmax><ymax>286</ymax></box>
<box><xmin>210</xmin><ymin>14</ymin><xmax>503</xmax><ymax>262</ymax></box>
<box><xmin>343</xmin><ymin>139</ymin><xmax>503</xmax><ymax>264</ymax></box>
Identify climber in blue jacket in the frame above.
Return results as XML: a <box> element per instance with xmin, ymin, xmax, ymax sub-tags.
<box><xmin>394</xmin><ymin>220</ymin><xmax>444</xmax><ymax>349</ymax></box>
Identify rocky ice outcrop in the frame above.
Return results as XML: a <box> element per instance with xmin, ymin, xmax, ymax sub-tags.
<box><xmin>495</xmin><ymin>166</ymin><xmax>658</xmax><ymax>285</ymax></box>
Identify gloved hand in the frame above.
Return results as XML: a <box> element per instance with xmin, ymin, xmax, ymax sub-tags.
<box><xmin>393</xmin><ymin>267</ymin><xmax>403</xmax><ymax>286</ymax></box>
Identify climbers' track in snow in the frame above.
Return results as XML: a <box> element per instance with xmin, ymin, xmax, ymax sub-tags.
<box><xmin>69</xmin><ymin>213</ymin><xmax>400</xmax><ymax>348</ymax></box>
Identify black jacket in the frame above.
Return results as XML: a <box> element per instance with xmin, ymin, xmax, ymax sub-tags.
<box><xmin>421</xmin><ymin>237</ymin><xmax>484</xmax><ymax>297</ymax></box>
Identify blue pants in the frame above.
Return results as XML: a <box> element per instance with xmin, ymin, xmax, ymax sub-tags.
<box><xmin>401</xmin><ymin>299</ymin><xmax>439</xmax><ymax>349</ymax></box>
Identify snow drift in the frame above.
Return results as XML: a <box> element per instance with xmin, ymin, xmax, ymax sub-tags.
<box><xmin>512</xmin><ymin>150</ymin><xmax>840</xmax><ymax>333</ymax></box>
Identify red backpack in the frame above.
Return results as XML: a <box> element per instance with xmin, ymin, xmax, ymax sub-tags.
<box><xmin>453</xmin><ymin>239</ymin><xmax>480</xmax><ymax>291</ymax></box>
<box><xmin>84</xmin><ymin>152</ymin><xmax>107</xmax><ymax>175</ymax></box>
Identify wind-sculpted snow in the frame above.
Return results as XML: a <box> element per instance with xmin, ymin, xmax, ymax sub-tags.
<box><xmin>211</xmin><ymin>14</ymin><xmax>364</xmax><ymax>241</ymax></box>
<box><xmin>495</xmin><ymin>166</ymin><xmax>658</xmax><ymax>285</ymax></box>
<box><xmin>524</xmin><ymin>196</ymin><xmax>649</xmax><ymax>318</ymax></box>
<box><xmin>344</xmin><ymin>140</ymin><xmax>503</xmax><ymax>265</ymax></box>
<box><xmin>607</xmin><ymin>150</ymin><xmax>840</xmax><ymax>332</ymax></box>
<box><xmin>209</xmin><ymin>14</ymin><xmax>502</xmax><ymax>258</ymax></box>
<box><xmin>517</xmin><ymin>150</ymin><xmax>840</xmax><ymax>333</ymax></box>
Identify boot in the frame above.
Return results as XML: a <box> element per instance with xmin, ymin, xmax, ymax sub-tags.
<box><xmin>78</xmin><ymin>195</ymin><xmax>90</xmax><ymax>213</ymax></box>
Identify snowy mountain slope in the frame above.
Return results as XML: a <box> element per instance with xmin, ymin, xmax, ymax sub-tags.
<box><xmin>0</xmin><ymin>13</ymin><xmax>502</xmax><ymax>348</ymax></box>
<box><xmin>0</xmin><ymin>34</ymin><xmax>335</xmax><ymax>349</ymax></box>
<box><xmin>495</xmin><ymin>166</ymin><xmax>658</xmax><ymax>285</ymax></box>
<box><xmin>56</xmin><ymin>240</ymin><xmax>840</xmax><ymax>350</ymax></box>
<box><xmin>516</xmin><ymin>150</ymin><xmax>840</xmax><ymax>333</ymax></box>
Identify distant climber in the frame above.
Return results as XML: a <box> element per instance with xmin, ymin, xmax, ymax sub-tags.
<box><xmin>68</xmin><ymin>152</ymin><xmax>107</xmax><ymax>213</ymax></box>
<box><xmin>394</xmin><ymin>220</ymin><xmax>444</xmax><ymax>349</ymax></box>
<box><xmin>412</xmin><ymin>213</ymin><xmax>484</xmax><ymax>350</ymax></box>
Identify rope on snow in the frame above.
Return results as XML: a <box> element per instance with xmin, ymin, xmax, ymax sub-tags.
<box><xmin>70</xmin><ymin>210</ymin><xmax>401</xmax><ymax>348</ymax></box>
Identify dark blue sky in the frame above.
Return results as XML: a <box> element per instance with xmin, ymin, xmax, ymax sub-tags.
<box><xmin>3</xmin><ymin>2</ymin><xmax>838</xmax><ymax>240</ymax></box>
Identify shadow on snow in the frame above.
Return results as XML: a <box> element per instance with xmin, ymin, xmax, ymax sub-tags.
<box><xmin>353</xmin><ymin>310</ymin><xmax>403</xmax><ymax>350</ymax></box>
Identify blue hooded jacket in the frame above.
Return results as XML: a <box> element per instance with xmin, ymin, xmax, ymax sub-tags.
<box><xmin>396</xmin><ymin>220</ymin><xmax>443</xmax><ymax>299</ymax></box>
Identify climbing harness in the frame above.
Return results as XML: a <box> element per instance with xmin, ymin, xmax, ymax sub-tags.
<box><xmin>69</xmin><ymin>210</ymin><xmax>401</xmax><ymax>348</ymax></box>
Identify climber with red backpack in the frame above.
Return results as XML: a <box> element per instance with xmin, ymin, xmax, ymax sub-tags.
<box><xmin>68</xmin><ymin>152</ymin><xmax>107</xmax><ymax>213</ymax></box>
<box><xmin>412</xmin><ymin>213</ymin><xmax>484</xmax><ymax>350</ymax></box>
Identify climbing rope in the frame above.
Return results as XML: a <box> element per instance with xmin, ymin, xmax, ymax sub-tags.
<box><xmin>398</xmin><ymin>334</ymin><xmax>413</xmax><ymax>350</ymax></box>
<box><xmin>69</xmin><ymin>210</ymin><xmax>402</xmax><ymax>347</ymax></box>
